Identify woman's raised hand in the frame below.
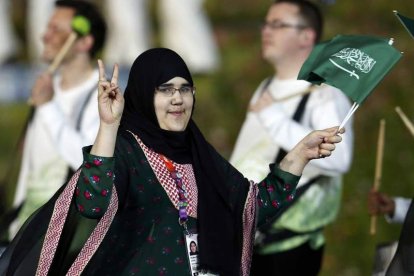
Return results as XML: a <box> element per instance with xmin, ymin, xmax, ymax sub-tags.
<box><xmin>97</xmin><ymin>59</ymin><xmax>125</xmax><ymax>126</ymax></box>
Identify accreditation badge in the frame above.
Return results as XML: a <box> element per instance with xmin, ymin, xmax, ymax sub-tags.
<box><xmin>184</xmin><ymin>231</ymin><xmax>201</xmax><ymax>275</ymax></box>
<box><xmin>184</xmin><ymin>231</ymin><xmax>219</xmax><ymax>275</ymax></box>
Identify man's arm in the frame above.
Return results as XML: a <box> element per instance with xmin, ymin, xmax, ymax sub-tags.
<box><xmin>255</xmin><ymin>86</ymin><xmax>353</xmax><ymax>175</ymax></box>
<box><xmin>36</xmin><ymin>90</ymin><xmax>100</xmax><ymax>169</ymax></box>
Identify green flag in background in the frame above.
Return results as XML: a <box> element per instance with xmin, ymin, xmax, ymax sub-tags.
<box><xmin>298</xmin><ymin>35</ymin><xmax>402</xmax><ymax>104</ymax></box>
<box><xmin>394</xmin><ymin>11</ymin><xmax>414</xmax><ymax>39</ymax></box>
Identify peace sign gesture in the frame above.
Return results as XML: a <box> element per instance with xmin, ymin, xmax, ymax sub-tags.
<box><xmin>97</xmin><ymin>59</ymin><xmax>125</xmax><ymax>126</ymax></box>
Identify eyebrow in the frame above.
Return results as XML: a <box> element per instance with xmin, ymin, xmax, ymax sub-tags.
<box><xmin>159</xmin><ymin>83</ymin><xmax>191</xmax><ymax>87</ymax></box>
<box><xmin>265</xmin><ymin>19</ymin><xmax>298</xmax><ymax>24</ymax></box>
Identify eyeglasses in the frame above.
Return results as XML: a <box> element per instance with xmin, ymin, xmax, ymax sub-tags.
<box><xmin>261</xmin><ymin>20</ymin><xmax>307</xmax><ymax>31</ymax></box>
<box><xmin>156</xmin><ymin>85</ymin><xmax>196</xmax><ymax>97</ymax></box>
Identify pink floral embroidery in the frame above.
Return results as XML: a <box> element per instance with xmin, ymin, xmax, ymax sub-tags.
<box><xmin>176</xmin><ymin>238</ymin><xmax>185</xmax><ymax>246</ymax></box>
<box><xmin>145</xmin><ymin>258</ymin><xmax>156</xmax><ymax>265</ymax></box>
<box><xmin>77</xmin><ymin>204</ymin><xmax>85</xmax><ymax>212</ymax></box>
<box><xmin>158</xmin><ymin>267</ymin><xmax>167</xmax><ymax>275</ymax></box>
<box><xmin>101</xmin><ymin>189</ymin><xmax>109</xmax><ymax>197</ymax></box>
<box><xmin>90</xmin><ymin>175</ymin><xmax>100</xmax><ymax>184</ymax></box>
<box><xmin>284</xmin><ymin>183</ymin><xmax>291</xmax><ymax>191</ymax></box>
<box><xmin>266</xmin><ymin>185</ymin><xmax>274</xmax><ymax>193</ymax></box>
<box><xmin>84</xmin><ymin>190</ymin><xmax>93</xmax><ymax>200</ymax></box>
<box><xmin>163</xmin><ymin>226</ymin><xmax>172</xmax><ymax>235</ymax></box>
<box><xmin>161</xmin><ymin>247</ymin><xmax>171</xmax><ymax>255</ymax></box>
<box><xmin>174</xmin><ymin>257</ymin><xmax>184</xmax><ymax>264</ymax></box>
<box><xmin>93</xmin><ymin>158</ymin><xmax>103</xmax><ymax>166</ymax></box>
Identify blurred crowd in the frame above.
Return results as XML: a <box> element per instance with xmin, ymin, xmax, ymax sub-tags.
<box><xmin>0</xmin><ymin>0</ymin><xmax>220</xmax><ymax>102</ymax></box>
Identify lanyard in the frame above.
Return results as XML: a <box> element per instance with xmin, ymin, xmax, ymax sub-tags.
<box><xmin>160</xmin><ymin>154</ymin><xmax>189</xmax><ymax>230</ymax></box>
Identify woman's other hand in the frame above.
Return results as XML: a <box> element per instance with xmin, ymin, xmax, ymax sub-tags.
<box><xmin>280</xmin><ymin>127</ymin><xmax>344</xmax><ymax>175</ymax></box>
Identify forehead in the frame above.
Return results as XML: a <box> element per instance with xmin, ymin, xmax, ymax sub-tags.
<box><xmin>266</xmin><ymin>2</ymin><xmax>301</xmax><ymax>22</ymax></box>
<box><xmin>49</xmin><ymin>7</ymin><xmax>75</xmax><ymax>26</ymax></box>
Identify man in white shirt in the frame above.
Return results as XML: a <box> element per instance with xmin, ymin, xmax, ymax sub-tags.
<box><xmin>229</xmin><ymin>0</ymin><xmax>354</xmax><ymax>275</ymax></box>
<box><xmin>10</xmin><ymin>0</ymin><xmax>106</xmax><ymax>238</ymax></box>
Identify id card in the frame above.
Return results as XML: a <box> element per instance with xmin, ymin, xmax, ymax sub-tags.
<box><xmin>184</xmin><ymin>231</ymin><xmax>201</xmax><ymax>275</ymax></box>
<box><xmin>184</xmin><ymin>231</ymin><xmax>219</xmax><ymax>276</ymax></box>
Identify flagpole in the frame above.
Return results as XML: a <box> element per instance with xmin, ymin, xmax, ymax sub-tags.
<box><xmin>370</xmin><ymin>119</ymin><xmax>386</xmax><ymax>235</ymax></box>
<box><xmin>393</xmin><ymin>10</ymin><xmax>414</xmax><ymax>40</ymax></box>
<box><xmin>395</xmin><ymin>106</ymin><xmax>414</xmax><ymax>138</ymax></box>
<box><xmin>338</xmin><ymin>102</ymin><xmax>359</xmax><ymax>130</ymax></box>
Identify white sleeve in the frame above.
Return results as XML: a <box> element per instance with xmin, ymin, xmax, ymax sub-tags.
<box><xmin>385</xmin><ymin>197</ymin><xmax>412</xmax><ymax>224</ymax></box>
<box><xmin>36</xmin><ymin>91</ymin><xmax>99</xmax><ymax>170</ymax></box>
<box><xmin>256</xmin><ymin>86</ymin><xmax>354</xmax><ymax>176</ymax></box>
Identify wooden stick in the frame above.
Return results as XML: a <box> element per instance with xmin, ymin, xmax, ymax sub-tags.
<box><xmin>47</xmin><ymin>32</ymin><xmax>78</xmax><ymax>74</ymax></box>
<box><xmin>370</xmin><ymin>119</ymin><xmax>386</xmax><ymax>235</ymax></box>
<box><xmin>395</xmin><ymin>106</ymin><xmax>414</xmax><ymax>138</ymax></box>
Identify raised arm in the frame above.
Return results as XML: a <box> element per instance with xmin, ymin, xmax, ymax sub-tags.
<box><xmin>280</xmin><ymin>127</ymin><xmax>344</xmax><ymax>176</ymax></box>
<box><xmin>91</xmin><ymin>59</ymin><xmax>125</xmax><ymax>157</ymax></box>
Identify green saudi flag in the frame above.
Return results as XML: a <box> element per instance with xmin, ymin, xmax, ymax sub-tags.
<box><xmin>298</xmin><ymin>34</ymin><xmax>402</xmax><ymax>104</ymax></box>
<box><xmin>394</xmin><ymin>11</ymin><xmax>414</xmax><ymax>39</ymax></box>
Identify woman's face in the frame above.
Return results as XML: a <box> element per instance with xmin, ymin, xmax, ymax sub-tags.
<box><xmin>190</xmin><ymin>242</ymin><xmax>197</xmax><ymax>252</ymax></box>
<box><xmin>154</xmin><ymin>77</ymin><xmax>194</xmax><ymax>131</ymax></box>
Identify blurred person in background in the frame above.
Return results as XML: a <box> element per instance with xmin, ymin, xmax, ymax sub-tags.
<box><xmin>103</xmin><ymin>0</ymin><xmax>220</xmax><ymax>73</ymax></box>
<box><xmin>26</xmin><ymin>0</ymin><xmax>219</xmax><ymax>74</ymax></box>
<box><xmin>368</xmin><ymin>188</ymin><xmax>411</xmax><ymax>224</ymax></box>
<box><xmin>26</xmin><ymin>0</ymin><xmax>56</xmax><ymax>64</ymax></box>
<box><xmin>9</xmin><ymin>0</ymin><xmax>106</xmax><ymax>238</ymax></box>
<box><xmin>229</xmin><ymin>0</ymin><xmax>354</xmax><ymax>275</ymax></box>
<box><xmin>0</xmin><ymin>0</ymin><xmax>20</xmax><ymax>64</ymax></box>
<box><xmin>368</xmin><ymin>189</ymin><xmax>414</xmax><ymax>275</ymax></box>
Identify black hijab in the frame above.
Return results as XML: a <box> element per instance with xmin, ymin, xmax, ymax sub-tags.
<box><xmin>119</xmin><ymin>48</ymin><xmax>250</xmax><ymax>275</ymax></box>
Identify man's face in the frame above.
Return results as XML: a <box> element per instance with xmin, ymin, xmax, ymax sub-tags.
<box><xmin>261</xmin><ymin>3</ymin><xmax>306</xmax><ymax>64</ymax></box>
<box><xmin>42</xmin><ymin>7</ymin><xmax>75</xmax><ymax>62</ymax></box>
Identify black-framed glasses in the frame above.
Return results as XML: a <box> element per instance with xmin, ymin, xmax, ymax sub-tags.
<box><xmin>261</xmin><ymin>20</ymin><xmax>307</xmax><ymax>31</ymax></box>
<box><xmin>156</xmin><ymin>85</ymin><xmax>196</xmax><ymax>97</ymax></box>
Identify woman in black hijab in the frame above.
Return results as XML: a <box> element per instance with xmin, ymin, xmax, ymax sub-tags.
<box><xmin>0</xmin><ymin>48</ymin><xmax>343</xmax><ymax>276</ymax></box>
